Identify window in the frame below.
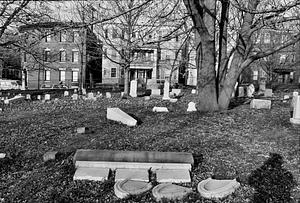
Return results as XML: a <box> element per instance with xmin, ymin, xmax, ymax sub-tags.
<box><xmin>24</xmin><ymin>53</ymin><xmax>27</xmax><ymax>62</ymax></box>
<box><xmin>72</xmin><ymin>71</ymin><xmax>78</xmax><ymax>82</ymax></box>
<box><xmin>253</xmin><ymin>71</ymin><xmax>258</xmax><ymax>80</ymax></box>
<box><xmin>44</xmin><ymin>50</ymin><xmax>50</xmax><ymax>62</ymax></box>
<box><xmin>147</xmin><ymin>70</ymin><xmax>152</xmax><ymax>79</ymax></box>
<box><xmin>45</xmin><ymin>31</ymin><xmax>51</xmax><ymax>42</ymax></box>
<box><xmin>60</xmin><ymin>31</ymin><xmax>66</xmax><ymax>42</ymax></box>
<box><xmin>264</xmin><ymin>33</ymin><xmax>270</xmax><ymax>43</ymax></box>
<box><xmin>44</xmin><ymin>70</ymin><xmax>50</xmax><ymax>81</ymax></box>
<box><xmin>59</xmin><ymin>70</ymin><xmax>65</xmax><ymax>81</ymax></box>
<box><xmin>112</xmin><ymin>28</ymin><xmax>118</xmax><ymax>38</ymax></box>
<box><xmin>166</xmin><ymin>54</ymin><xmax>170</xmax><ymax>61</ymax></box>
<box><xmin>72</xmin><ymin>51</ymin><xmax>79</xmax><ymax>63</ymax></box>
<box><xmin>105</xmin><ymin>29</ymin><xmax>108</xmax><ymax>39</ymax></box>
<box><xmin>72</xmin><ymin>31</ymin><xmax>79</xmax><ymax>42</ymax></box>
<box><xmin>59</xmin><ymin>50</ymin><xmax>66</xmax><ymax>62</ymax></box>
<box><xmin>111</xmin><ymin>68</ymin><xmax>116</xmax><ymax>77</ymax></box>
<box><xmin>280</xmin><ymin>54</ymin><xmax>286</xmax><ymax>64</ymax></box>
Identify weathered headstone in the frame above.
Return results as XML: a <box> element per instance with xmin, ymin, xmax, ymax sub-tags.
<box><xmin>106</xmin><ymin>92</ymin><xmax>111</xmax><ymax>98</ymax></box>
<box><xmin>82</xmin><ymin>88</ymin><xmax>87</xmax><ymax>95</ymax></box>
<box><xmin>259</xmin><ymin>80</ymin><xmax>266</xmax><ymax>92</ymax></box>
<box><xmin>72</xmin><ymin>94</ymin><xmax>78</xmax><ymax>100</ymax></box>
<box><xmin>152</xmin><ymin>107</ymin><xmax>169</xmax><ymax>112</ymax></box>
<box><xmin>290</xmin><ymin>92</ymin><xmax>299</xmax><ymax>117</ymax></box>
<box><xmin>130</xmin><ymin>80</ymin><xmax>137</xmax><ymax>98</ymax></box>
<box><xmin>250</xmin><ymin>99</ymin><xmax>271</xmax><ymax>109</ymax></box>
<box><xmin>264</xmin><ymin>88</ymin><xmax>273</xmax><ymax>97</ymax></box>
<box><xmin>290</xmin><ymin>95</ymin><xmax>300</xmax><ymax>125</ymax></box>
<box><xmin>151</xmin><ymin>89</ymin><xmax>161</xmax><ymax>96</ymax></box>
<box><xmin>0</xmin><ymin>153</ymin><xmax>6</xmax><ymax>159</ymax></box>
<box><xmin>156</xmin><ymin>169</ymin><xmax>191</xmax><ymax>183</ymax></box>
<box><xmin>169</xmin><ymin>98</ymin><xmax>178</xmax><ymax>103</ymax></box>
<box><xmin>64</xmin><ymin>91</ymin><xmax>69</xmax><ymax>97</ymax></box>
<box><xmin>115</xmin><ymin>168</ymin><xmax>149</xmax><ymax>182</ymax></box>
<box><xmin>107</xmin><ymin>108</ymin><xmax>137</xmax><ymax>126</ymax></box>
<box><xmin>37</xmin><ymin>95</ymin><xmax>41</xmax><ymax>100</ymax></box>
<box><xmin>247</xmin><ymin>84</ymin><xmax>255</xmax><ymax>97</ymax></box>
<box><xmin>144</xmin><ymin>96</ymin><xmax>150</xmax><ymax>101</ymax></box>
<box><xmin>44</xmin><ymin>94</ymin><xmax>50</xmax><ymax>101</ymax></box>
<box><xmin>26</xmin><ymin>94</ymin><xmax>31</xmax><ymax>100</ymax></box>
<box><xmin>162</xmin><ymin>81</ymin><xmax>170</xmax><ymax>100</ymax></box>
<box><xmin>191</xmin><ymin>89</ymin><xmax>197</xmax><ymax>94</ymax></box>
<box><xmin>187</xmin><ymin>102</ymin><xmax>197</xmax><ymax>112</ymax></box>
<box><xmin>87</xmin><ymin>92</ymin><xmax>94</xmax><ymax>99</ymax></box>
<box><xmin>120</xmin><ymin>92</ymin><xmax>125</xmax><ymax>98</ymax></box>
<box><xmin>171</xmin><ymin>89</ymin><xmax>181</xmax><ymax>96</ymax></box>
<box><xmin>77</xmin><ymin>127</ymin><xmax>87</xmax><ymax>134</ymax></box>
<box><xmin>238</xmin><ymin>87</ymin><xmax>244</xmax><ymax>97</ymax></box>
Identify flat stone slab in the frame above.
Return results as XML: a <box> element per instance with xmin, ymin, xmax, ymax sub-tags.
<box><xmin>151</xmin><ymin>89</ymin><xmax>161</xmax><ymax>96</ymax></box>
<box><xmin>155</xmin><ymin>169</ymin><xmax>191</xmax><ymax>183</ymax></box>
<box><xmin>43</xmin><ymin>151</ymin><xmax>58</xmax><ymax>162</ymax></box>
<box><xmin>107</xmin><ymin>108</ymin><xmax>137</xmax><ymax>126</ymax></box>
<box><xmin>114</xmin><ymin>179</ymin><xmax>152</xmax><ymax>199</ymax></box>
<box><xmin>250</xmin><ymin>99</ymin><xmax>271</xmax><ymax>109</ymax></box>
<box><xmin>197</xmin><ymin>178</ymin><xmax>240</xmax><ymax>199</ymax></box>
<box><xmin>152</xmin><ymin>107</ymin><xmax>169</xmax><ymax>112</ymax></box>
<box><xmin>74</xmin><ymin>150</ymin><xmax>193</xmax><ymax>170</ymax></box>
<box><xmin>4</xmin><ymin>95</ymin><xmax>25</xmax><ymax>104</ymax></box>
<box><xmin>115</xmin><ymin>168</ymin><xmax>149</xmax><ymax>182</ymax></box>
<box><xmin>73</xmin><ymin>167</ymin><xmax>110</xmax><ymax>181</ymax></box>
<box><xmin>152</xmin><ymin>183</ymin><xmax>192</xmax><ymax>201</ymax></box>
<box><xmin>171</xmin><ymin>89</ymin><xmax>181</xmax><ymax>96</ymax></box>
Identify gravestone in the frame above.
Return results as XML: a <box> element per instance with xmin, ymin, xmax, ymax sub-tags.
<box><xmin>26</xmin><ymin>94</ymin><xmax>31</xmax><ymax>100</ymax></box>
<box><xmin>290</xmin><ymin>92</ymin><xmax>299</xmax><ymax>117</ymax></box>
<box><xmin>247</xmin><ymin>84</ymin><xmax>255</xmax><ymax>97</ymax></box>
<box><xmin>162</xmin><ymin>81</ymin><xmax>170</xmax><ymax>100</ymax></box>
<box><xmin>44</xmin><ymin>94</ymin><xmax>50</xmax><ymax>101</ymax></box>
<box><xmin>0</xmin><ymin>153</ymin><xmax>6</xmax><ymax>159</ymax></box>
<box><xmin>151</xmin><ymin>89</ymin><xmax>161</xmax><ymax>96</ymax></box>
<box><xmin>187</xmin><ymin>102</ymin><xmax>197</xmax><ymax>112</ymax></box>
<box><xmin>43</xmin><ymin>151</ymin><xmax>58</xmax><ymax>162</ymax></box>
<box><xmin>264</xmin><ymin>89</ymin><xmax>273</xmax><ymax>97</ymax></box>
<box><xmin>259</xmin><ymin>80</ymin><xmax>266</xmax><ymax>92</ymax></box>
<box><xmin>73</xmin><ymin>167</ymin><xmax>110</xmax><ymax>181</ymax></box>
<box><xmin>106</xmin><ymin>92</ymin><xmax>112</xmax><ymax>98</ymax></box>
<box><xmin>115</xmin><ymin>168</ymin><xmax>149</xmax><ymax>182</ymax></box>
<box><xmin>238</xmin><ymin>87</ymin><xmax>244</xmax><ymax>97</ymax></box>
<box><xmin>72</xmin><ymin>94</ymin><xmax>78</xmax><ymax>100</ymax></box>
<box><xmin>64</xmin><ymin>91</ymin><xmax>69</xmax><ymax>97</ymax></box>
<box><xmin>290</xmin><ymin>95</ymin><xmax>300</xmax><ymax>125</ymax></box>
<box><xmin>130</xmin><ymin>80</ymin><xmax>137</xmax><ymax>98</ymax></box>
<box><xmin>156</xmin><ymin>169</ymin><xmax>191</xmax><ymax>183</ymax></box>
<box><xmin>82</xmin><ymin>88</ymin><xmax>87</xmax><ymax>95</ymax></box>
<box><xmin>37</xmin><ymin>95</ymin><xmax>41</xmax><ymax>100</ymax></box>
<box><xmin>107</xmin><ymin>108</ymin><xmax>137</xmax><ymax>126</ymax></box>
<box><xmin>250</xmin><ymin>99</ymin><xmax>271</xmax><ymax>109</ymax></box>
<box><xmin>171</xmin><ymin>89</ymin><xmax>181</xmax><ymax>96</ymax></box>
<box><xmin>152</xmin><ymin>107</ymin><xmax>169</xmax><ymax>112</ymax></box>
<box><xmin>87</xmin><ymin>92</ymin><xmax>94</xmax><ymax>99</ymax></box>
<box><xmin>191</xmin><ymin>89</ymin><xmax>197</xmax><ymax>94</ymax></box>
<box><xmin>144</xmin><ymin>96</ymin><xmax>150</xmax><ymax>101</ymax></box>
<box><xmin>170</xmin><ymin>98</ymin><xmax>178</xmax><ymax>103</ymax></box>
<box><xmin>120</xmin><ymin>92</ymin><xmax>125</xmax><ymax>98</ymax></box>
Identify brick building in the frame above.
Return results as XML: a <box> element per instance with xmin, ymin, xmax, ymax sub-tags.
<box><xmin>19</xmin><ymin>22</ymin><xmax>102</xmax><ymax>89</ymax></box>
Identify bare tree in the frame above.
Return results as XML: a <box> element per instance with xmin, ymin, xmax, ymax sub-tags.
<box><xmin>183</xmin><ymin>0</ymin><xmax>300</xmax><ymax>111</ymax></box>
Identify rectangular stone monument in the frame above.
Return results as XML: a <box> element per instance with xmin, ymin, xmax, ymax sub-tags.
<box><xmin>250</xmin><ymin>99</ymin><xmax>271</xmax><ymax>109</ymax></box>
<box><xmin>72</xmin><ymin>94</ymin><xmax>78</xmax><ymax>100</ymax></box>
<box><xmin>106</xmin><ymin>92</ymin><xmax>111</xmax><ymax>98</ymax></box>
<box><xmin>162</xmin><ymin>81</ymin><xmax>170</xmax><ymax>100</ymax></box>
<box><xmin>26</xmin><ymin>94</ymin><xmax>31</xmax><ymax>100</ymax></box>
<box><xmin>191</xmin><ymin>89</ymin><xmax>197</xmax><ymax>94</ymax></box>
<box><xmin>171</xmin><ymin>89</ymin><xmax>181</xmax><ymax>96</ymax></box>
<box><xmin>82</xmin><ymin>88</ymin><xmax>87</xmax><ymax>95</ymax></box>
<box><xmin>44</xmin><ymin>94</ymin><xmax>50</xmax><ymax>100</ymax></box>
<box><xmin>87</xmin><ymin>92</ymin><xmax>94</xmax><ymax>99</ymax></box>
<box><xmin>290</xmin><ymin>95</ymin><xmax>300</xmax><ymax>125</ymax></box>
<box><xmin>64</xmin><ymin>91</ymin><xmax>69</xmax><ymax>97</ymax></box>
<box><xmin>129</xmin><ymin>80</ymin><xmax>137</xmax><ymax>98</ymax></box>
<box><xmin>264</xmin><ymin>89</ymin><xmax>273</xmax><ymax>97</ymax></box>
<box><xmin>37</xmin><ymin>95</ymin><xmax>41</xmax><ymax>100</ymax></box>
<box><xmin>151</xmin><ymin>89</ymin><xmax>161</xmax><ymax>96</ymax></box>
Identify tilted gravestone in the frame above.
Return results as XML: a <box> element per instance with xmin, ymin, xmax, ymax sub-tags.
<box><xmin>106</xmin><ymin>92</ymin><xmax>112</xmax><ymax>98</ymax></box>
<box><xmin>250</xmin><ymin>99</ymin><xmax>271</xmax><ymax>109</ymax></box>
<box><xmin>187</xmin><ymin>102</ymin><xmax>197</xmax><ymax>112</ymax></box>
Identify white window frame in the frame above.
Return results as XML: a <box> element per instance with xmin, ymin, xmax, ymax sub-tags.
<box><xmin>72</xmin><ymin>71</ymin><xmax>78</xmax><ymax>82</ymax></box>
<box><xmin>253</xmin><ymin>71</ymin><xmax>258</xmax><ymax>81</ymax></box>
<box><xmin>72</xmin><ymin>50</ymin><xmax>79</xmax><ymax>63</ymax></box>
<box><xmin>45</xmin><ymin>70</ymin><xmax>50</xmax><ymax>81</ymax></box>
<box><xmin>59</xmin><ymin>70</ymin><xmax>66</xmax><ymax>81</ymax></box>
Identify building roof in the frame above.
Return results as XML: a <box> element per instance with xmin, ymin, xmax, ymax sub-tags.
<box><xmin>18</xmin><ymin>22</ymin><xmax>87</xmax><ymax>32</ymax></box>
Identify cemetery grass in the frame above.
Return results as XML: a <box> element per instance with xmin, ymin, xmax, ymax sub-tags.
<box><xmin>0</xmin><ymin>91</ymin><xmax>299</xmax><ymax>203</ymax></box>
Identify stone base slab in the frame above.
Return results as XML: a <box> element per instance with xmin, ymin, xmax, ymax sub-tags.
<box><xmin>73</xmin><ymin>167</ymin><xmax>110</xmax><ymax>181</ymax></box>
<box><xmin>115</xmin><ymin>168</ymin><xmax>149</xmax><ymax>182</ymax></box>
<box><xmin>155</xmin><ymin>169</ymin><xmax>191</xmax><ymax>183</ymax></box>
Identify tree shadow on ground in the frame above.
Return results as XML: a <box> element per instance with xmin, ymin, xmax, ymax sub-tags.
<box><xmin>248</xmin><ymin>153</ymin><xmax>297</xmax><ymax>203</ymax></box>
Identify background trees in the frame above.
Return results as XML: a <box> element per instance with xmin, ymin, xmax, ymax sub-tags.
<box><xmin>183</xmin><ymin>0</ymin><xmax>300</xmax><ymax>111</ymax></box>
